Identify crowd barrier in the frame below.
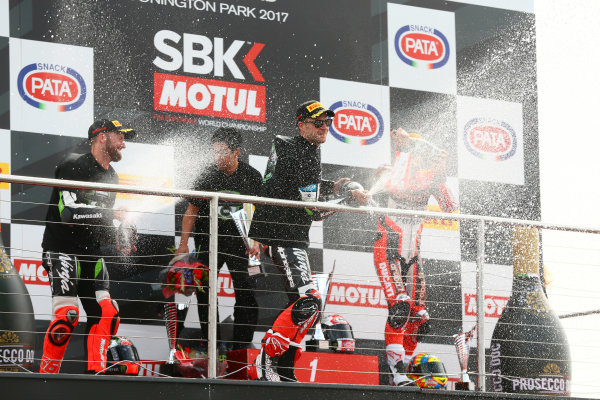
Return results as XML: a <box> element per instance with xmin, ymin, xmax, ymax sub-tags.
<box><xmin>0</xmin><ymin>173</ymin><xmax>598</xmax><ymax>398</ymax></box>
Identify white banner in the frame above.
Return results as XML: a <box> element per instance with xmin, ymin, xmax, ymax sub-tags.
<box><xmin>320</xmin><ymin>78</ymin><xmax>390</xmax><ymax>168</ymax></box>
<box><xmin>421</xmin><ymin>177</ymin><xmax>460</xmax><ymax>261</ymax></box>
<box><xmin>387</xmin><ymin>4</ymin><xmax>456</xmax><ymax>94</ymax></box>
<box><xmin>10</xmin><ymin>224</ymin><xmax>52</xmax><ymax>320</ymax></box>
<box><xmin>460</xmin><ymin>261</ymin><xmax>513</xmax><ymax>348</ymax></box>
<box><xmin>457</xmin><ymin>96</ymin><xmax>524</xmax><ymax>184</ymax></box>
<box><xmin>9</xmin><ymin>38</ymin><xmax>93</xmax><ymax>136</ymax></box>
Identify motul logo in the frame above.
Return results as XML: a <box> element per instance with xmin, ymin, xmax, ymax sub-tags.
<box><xmin>328</xmin><ymin>100</ymin><xmax>384</xmax><ymax>145</ymax></box>
<box><xmin>327</xmin><ymin>282</ymin><xmax>387</xmax><ymax>308</ymax></box>
<box><xmin>217</xmin><ymin>273</ymin><xmax>234</xmax><ymax>297</ymax></box>
<box><xmin>17</xmin><ymin>63</ymin><xmax>87</xmax><ymax>112</ymax></box>
<box><xmin>394</xmin><ymin>25</ymin><xmax>450</xmax><ymax>69</ymax></box>
<box><xmin>463</xmin><ymin>118</ymin><xmax>517</xmax><ymax>161</ymax></box>
<box><xmin>153</xmin><ymin>30</ymin><xmax>264</xmax><ymax>82</ymax></box>
<box><xmin>464</xmin><ymin>293</ymin><xmax>508</xmax><ymax>318</ymax></box>
<box><xmin>15</xmin><ymin>259</ymin><xmax>49</xmax><ymax>286</ymax></box>
<box><xmin>154</xmin><ymin>73</ymin><xmax>266</xmax><ymax>122</ymax></box>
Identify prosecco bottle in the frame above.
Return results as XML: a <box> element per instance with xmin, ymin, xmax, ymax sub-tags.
<box><xmin>488</xmin><ymin>226</ymin><xmax>571</xmax><ymax>395</ymax></box>
<box><xmin>0</xmin><ymin>233</ymin><xmax>36</xmax><ymax>372</ymax></box>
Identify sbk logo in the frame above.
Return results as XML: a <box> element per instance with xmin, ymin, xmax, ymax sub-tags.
<box><xmin>153</xmin><ymin>31</ymin><xmax>266</xmax><ymax>122</ymax></box>
<box><xmin>463</xmin><ymin>118</ymin><xmax>517</xmax><ymax>161</ymax></box>
<box><xmin>153</xmin><ymin>30</ymin><xmax>264</xmax><ymax>82</ymax></box>
<box><xmin>328</xmin><ymin>101</ymin><xmax>384</xmax><ymax>145</ymax></box>
<box><xmin>394</xmin><ymin>25</ymin><xmax>450</xmax><ymax>69</ymax></box>
<box><xmin>17</xmin><ymin>63</ymin><xmax>87</xmax><ymax>112</ymax></box>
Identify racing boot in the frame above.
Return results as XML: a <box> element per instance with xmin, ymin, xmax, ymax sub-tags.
<box><xmin>386</xmin><ymin>343</ymin><xmax>411</xmax><ymax>386</ymax></box>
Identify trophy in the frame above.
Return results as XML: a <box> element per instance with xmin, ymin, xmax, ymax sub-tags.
<box><xmin>231</xmin><ymin>205</ymin><xmax>262</xmax><ymax>276</ymax></box>
<box><xmin>453</xmin><ymin>325</ymin><xmax>476</xmax><ymax>390</ymax></box>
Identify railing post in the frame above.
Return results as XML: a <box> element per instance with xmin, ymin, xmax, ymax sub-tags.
<box><xmin>208</xmin><ymin>195</ymin><xmax>219</xmax><ymax>379</ymax></box>
<box><xmin>476</xmin><ymin>219</ymin><xmax>486</xmax><ymax>391</ymax></box>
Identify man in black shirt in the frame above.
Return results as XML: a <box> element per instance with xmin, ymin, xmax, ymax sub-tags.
<box><xmin>40</xmin><ymin>119</ymin><xmax>136</xmax><ymax>374</ymax></box>
<box><xmin>176</xmin><ymin>128</ymin><xmax>262</xmax><ymax>350</ymax></box>
<box><xmin>247</xmin><ymin>101</ymin><xmax>370</xmax><ymax>381</ymax></box>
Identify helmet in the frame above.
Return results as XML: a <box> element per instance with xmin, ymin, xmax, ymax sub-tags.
<box><xmin>321</xmin><ymin>314</ymin><xmax>355</xmax><ymax>352</ymax></box>
<box><xmin>105</xmin><ymin>336</ymin><xmax>141</xmax><ymax>375</ymax></box>
<box><xmin>407</xmin><ymin>353</ymin><xmax>448</xmax><ymax>389</ymax></box>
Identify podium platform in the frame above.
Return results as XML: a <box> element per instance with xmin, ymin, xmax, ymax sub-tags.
<box><xmin>226</xmin><ymin>349</ymin><xmax>380</xmax><ymax>385</ymax></box>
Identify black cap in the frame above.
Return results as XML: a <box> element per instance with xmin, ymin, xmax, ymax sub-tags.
<box><xmin>88</xmin><ymin>119</ymin><xmax>137</xmax><ymax>140</ymax></box>
<box><xmin>296</xmin><ymin>100</ymin><xmax>335</xmax><ymax>121</ymax></box>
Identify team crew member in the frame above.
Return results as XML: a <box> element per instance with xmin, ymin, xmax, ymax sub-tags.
<box><xmin>176</xmin><ymin>128</ymin><xmax>262</xmax><ymax>350</ymax></box>
<box><xmin>373</xmin><ymin>127</ymin><xmax>457</xmax><ymax>385</ymax></box>
<box><xmin>40</xmin><ymin>119</ymin><xmax>136</xmax><ymax>374</ymax></box>
<box><xmin>247</xmin><ymin>100</ymin><xmax>370</xmax><ymax>382</ymax></box>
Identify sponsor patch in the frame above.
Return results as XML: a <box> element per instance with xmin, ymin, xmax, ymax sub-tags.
<box><xmin>328</xmin><ymin>101</ymin><xmax>384</xmax><ymax>145</ymax></box>
<box><xmin>17</xmin><ymin>63</ymin><xmax>87</xmax><ymax>112</ymax></box>
<box><xmin>463</xmin><ymin>118</ymin><xmax>517</xmax><ymax>161</ymax></box>
<box><xmin>394</xmin><ymin>25</ymin><xmax>450</xmax><ymax>69</ymax></box>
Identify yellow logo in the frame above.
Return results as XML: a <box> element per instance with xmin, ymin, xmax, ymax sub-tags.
<box><xmin>0</xmin><ymin>162</ymin><xmax>9</xmax><ymax>190</ymax></box>
<box><xmin>306</xmin><ymin>102</ymin><xmax>323</xmax><ymax>112</ymax></box>
<box><xmin>525</xmin><ymin>290</ymin><xmax>550</xmax><ymax>314</ymax></box>
<box><xmin>422</xmin><ymin>204</ymin><xmax>459</xmax><ymax>231</ymax></box>
<box><xmin>543</xmin><ymin>363</ymin><xmax>561</xmax><ymax>375</ymax></box>
<box><xmin>112</xmin><ymin>120</ymin><xmax>122</xmax><ymax>127</ymax></box>
<box><xmin>0</xmin><ymin>249</ymin><xmax>14</xmax><ymax>274</ymax></box>
<box><xmin>116</xmin><ymin>174</ymin><xmax>174</xmax><ymax>203</ymax></box>
<box><xmin>0</xmin><ymin>331</ymin><xmax>20</xmax><ymax>345</ymax></box>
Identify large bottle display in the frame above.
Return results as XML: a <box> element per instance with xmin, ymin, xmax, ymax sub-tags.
<box><xmin>488</xmin><ymin>226</ymin><xmax>571</xmax><ymax>395</ymax></box>
<box><xmin>0</xmin><ymin>233</ymin><xmax>36</xmax><ymax>372</ymax></box>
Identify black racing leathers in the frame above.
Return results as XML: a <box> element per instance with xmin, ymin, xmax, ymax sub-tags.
<box><xmin>188</xmin><ymin>161</ymin><xmax>262</xmax><ymax>348</ymax></box>
<box><xmin>247</xmin><ymin>134</ymin><xmax>333</xmax><ymax>381</ymax></box>
<box><xmin>40</xmin><ymin>152</ymin><xmax>120</xmax><ymax>374</ymax></box>
<box><xmin>249</xmin><ymin>135</ymin><xmax>334</xmax><ymax>249</ymax></box>
<box><xmin>42</xmin><ymin>152</ymin><xmax>118</xmax><ymax>255</ymax></box>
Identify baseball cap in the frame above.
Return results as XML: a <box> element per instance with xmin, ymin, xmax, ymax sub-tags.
<box><xmin>296</xmin><ymin>100</ymin><xmax>335</xmax><ymax>120</ymax></box>
<box><xmin>88</xmin><ymin>119</ymin><xmax>137</xmax><ymax>140</ymax></box>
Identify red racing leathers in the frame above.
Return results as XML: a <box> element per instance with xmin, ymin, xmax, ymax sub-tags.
<box><xmin>373</xmin><ymin>140</ymin><xmax>457</xmax><ymax>385</ymax></box>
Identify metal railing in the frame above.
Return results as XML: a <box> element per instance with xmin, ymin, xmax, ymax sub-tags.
<box><xmin>1</xmin><ymin>173</ymin><xmax>599</xmax><ymax>392</ymax></box>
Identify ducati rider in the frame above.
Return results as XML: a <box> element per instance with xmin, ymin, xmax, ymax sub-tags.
<box><xmin>373</xmin><ymin>127</ymin><xmax>457</xmax><ymax>385</ymax></box>
<box><xmin>39</xmin><ymin>119</ymin><xmax>136</xmax><ymax>374</ymax></box>
<box><xmin>247</xmin><ymin>100</ymin><xmax>370</xmax><ymax>381</ymax></box>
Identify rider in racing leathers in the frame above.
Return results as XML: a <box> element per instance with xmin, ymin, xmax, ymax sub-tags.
<box><xmin>247</xmin><ymin>100</ymin><xmax>370</xmax><ymax>382</ymax></box>
<box><xmin>373</xmin><ymin>127</ymin><xmax>457</xmax><ymax>386</ymax></box>
<box><xmin>39</xmin><ymin>119</ymin><xmax>136</xmax><ymax>374</ymax></box>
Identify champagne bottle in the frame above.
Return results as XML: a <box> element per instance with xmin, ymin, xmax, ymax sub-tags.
<box><xmin>0</xmin><ymin>233</ymin><xmax>36</xmax><ymax>372</ymax></box>
<box><xmin>488</xmin><ymin>226</ymin><xmax>571</xmax><ymax>395</ymax></box>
